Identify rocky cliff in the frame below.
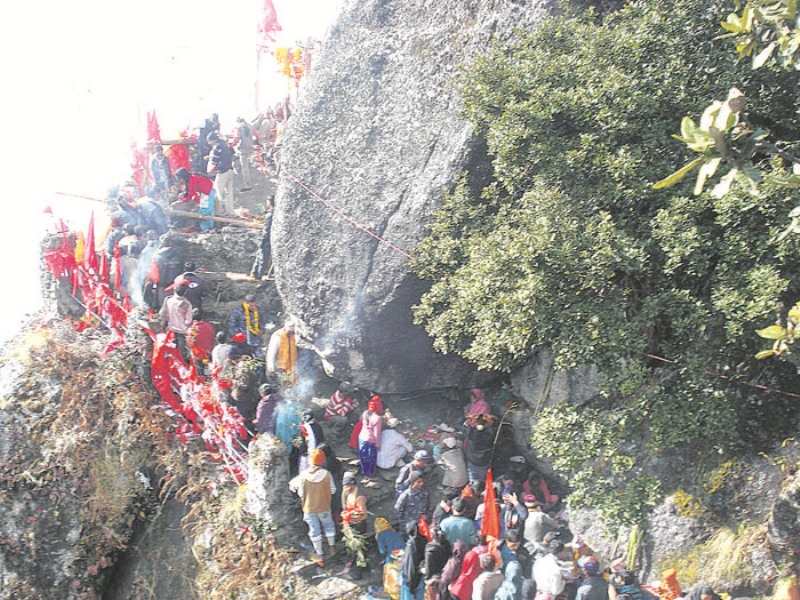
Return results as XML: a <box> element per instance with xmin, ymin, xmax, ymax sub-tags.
<box><xmin>272</xmin><ymin>0</ymin><xmax>554</xmax><ymax>392</ymax></box>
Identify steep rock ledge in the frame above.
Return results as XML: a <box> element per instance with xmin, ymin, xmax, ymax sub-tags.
<box><xmin>272</xmin><ymin>0</ymin><xmax>554</xmax><ymax>392</ymax></box>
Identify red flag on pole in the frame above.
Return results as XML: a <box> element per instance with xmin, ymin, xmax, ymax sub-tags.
<box><xmin>113</xmin><ymin>244</ymin><xmax>122</xmax><ymax>292</ymax></box>
<box><xmin>480</xmin><ymin>468</ymin><xmax>500</xmax><ymax>540</ymax></box>
<box><xmin>83</xmin><ymin>212</ymin><xmax>99</xmax><ymax>273</ymax></box>
<box><xmin>147</xmin><ymin>110</ymin><xmax>161</xmax><ymax>144</ymax></box>
<box><xmin>258</xmin><ymin>0</ymin><xmax>282</xmax><ymax>45</ymax></box>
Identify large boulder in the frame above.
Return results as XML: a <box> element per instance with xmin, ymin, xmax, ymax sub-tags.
<box><xmin>272</xmin><ymin>0</ymin><xmax>554</xmax><ymax>392</ymax></box>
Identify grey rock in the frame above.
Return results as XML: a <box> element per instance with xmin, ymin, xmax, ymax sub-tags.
<box><xmin>246</xmin><ymin>434</ymin><xmax>299</xmax><ymax>531</ymax></box>
<box><xmin>315</xmin><ymin>575</ymin><xmax>359</xmax><ymax>598</ymax></box>
<box><xmin>272</xmin><ymin>0</ymin><xmax>554</xmax><ymax>392</ymax></box>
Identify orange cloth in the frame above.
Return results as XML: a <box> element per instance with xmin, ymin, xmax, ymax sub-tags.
<box><xmin>277</xmin><ymin>328</ymin><xmax>297</xmax><ymax>375</ymax></box>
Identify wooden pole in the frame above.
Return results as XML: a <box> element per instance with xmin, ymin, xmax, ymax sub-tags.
<box><xmin>55</xmin><ymin>191</ymin><xmax>106</xmax><ymax>203</ymax></box>
<box><xmin>166</xmin><ymin>209</ymin><xmax>263</xmax><ymax>229</ymax></box>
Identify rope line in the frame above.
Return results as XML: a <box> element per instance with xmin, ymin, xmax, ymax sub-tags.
<box><xmin>285</xmin><ymin>170</ymin><xmax>414</xmax><ymax>260</ymax></box>
<box><xmin>643</xmin><ymin>351</ymin><xmax>800</xmax><ymax>400</ymax></box>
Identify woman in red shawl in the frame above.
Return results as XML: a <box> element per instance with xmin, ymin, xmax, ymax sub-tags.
<box><xmin>448</xmin><ymin>546</ymin><xmax>484</xmax><ymax>600</ymax></box>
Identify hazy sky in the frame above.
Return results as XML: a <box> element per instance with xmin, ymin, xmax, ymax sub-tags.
<box><xmin>0</xmin><ymin>0</ymin><xmax>342</xmax><ymax>341</ymax></box>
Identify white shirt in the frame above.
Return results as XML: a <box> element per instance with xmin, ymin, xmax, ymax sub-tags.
<box><xmin>376</xmin><ymin>429</ymin><xmax>413</xmax><ymax>470</ymax></box>
<box><xmin>533</xmin><ymin>553</ymin><xmax>567</xmax><ymax>596</ymax></box>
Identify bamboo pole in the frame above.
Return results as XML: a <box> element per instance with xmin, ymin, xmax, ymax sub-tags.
<box><xmin>55</xmin><ymin>191</ymin><xmax>106</xmax><ymax>203</ymax></box>
<box><xmin>165</xmin><ymin>209</ymin><xmax>263</xmax><ymax>229</ymax></box>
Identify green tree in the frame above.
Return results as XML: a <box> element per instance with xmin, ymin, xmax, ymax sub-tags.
<box><xmin>413</xmin><ymin>0</ymin><xmax>800</xmax><ymax>524</ymax></box>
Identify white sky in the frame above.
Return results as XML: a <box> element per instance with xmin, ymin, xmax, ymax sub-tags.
<box><xmin>0</xmin><ymin>0</ymin><xmax>342</xmax><ymax>341</ymax></box>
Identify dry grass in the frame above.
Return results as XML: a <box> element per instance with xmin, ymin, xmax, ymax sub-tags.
<box><xmin>666</xmin><ymin>523</ymin><xmax>767</xmax><ymax>589</ymax></box>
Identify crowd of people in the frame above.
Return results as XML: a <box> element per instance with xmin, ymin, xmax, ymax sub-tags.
<box><xmin>273</xmin><ymin>384</ymin><xmax>724</xmax><ymax>600</ymax></box>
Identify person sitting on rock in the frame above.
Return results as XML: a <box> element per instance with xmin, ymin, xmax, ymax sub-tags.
<box><xmin>377</xmin><ymin>417</ymin><xmax>414</xmax><ymax>471</ymax></box>
<box><xmin>523</xmin><ymin>471</ymin><xmax>560</xmax><ymax>513</ymax></box>
<box><xmin>324</xmin><ymin>381</ymin><xmax>359</xmax><ymax>439</ymax></box>
<box><xmin>437</xmin><ymin>436</ymin><xmax>469</xmax><ymax>491</ymax></box>
<box><xmin>464</xmin><ymin>388</ymin><xmax>491</xmax><ymax>418</ymax></box>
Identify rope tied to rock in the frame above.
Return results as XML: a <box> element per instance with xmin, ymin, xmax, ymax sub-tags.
<box><xmin>284</xmin><ymin>170</ymin><xmax>414</xmax><ymax>260</ymax></box>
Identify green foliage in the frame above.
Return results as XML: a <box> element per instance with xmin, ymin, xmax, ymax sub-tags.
<box><xmin>720</xmin><ymin>0</ymin><xmax>800</xmax><ymax>70</ymax></box>
<box><xmin>654</xmin><ymin>88</ymin><xmax>769</xmax><ymax>197</ymax></box>
<box><xmin>413</xmin><ymin>0</ymin><xmax>800</xmax><ymax>525</ymax></box>
<box><xmin>659</xmin><ymin>0</ymin><xmax>800</xmax><ymax>197</ymax></box>
<box><xmin>531</xmin><ymin>404</ymin><xmax>662</xmax><ymax>528</ymax></box>
<box><xmin>414</xmin><ymin>179</ymin><xmax>645</xmax><ymax>371</ymax></box>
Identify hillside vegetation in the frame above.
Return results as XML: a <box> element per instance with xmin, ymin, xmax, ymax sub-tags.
<box><xmin>413</xmin><ymin>0</ymin><xmax>800</xmax><ymax>524</ymax></box>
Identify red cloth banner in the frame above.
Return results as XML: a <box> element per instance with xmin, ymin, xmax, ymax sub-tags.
<box><xmin>147</xmin><ymin>110</ymin><xmax>161</xmax><ymax>144</ymax></box>
<box><xmin>480</xmin><ymin>468</ymin><xmax>500</xmax><ymax>541</ymax></box>
<box><xmin>258</xmin><ymin>0</ymin><xmax>282</xmax><ymax>45</ymax></box>
<box><xmin>83</xmin><ymin>212</ymin><xmax>99</xmax><ymax>274</ymax></box>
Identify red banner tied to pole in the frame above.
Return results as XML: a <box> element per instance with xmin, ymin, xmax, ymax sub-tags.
<box><xmin>259</xmin><ymin>0</ymin><xmax>282</xmax><ymax>45</ymax></box>
<box><xmin>480</xmin><ymin>468</ymin><xmax>500</xmax><ymax>541</ymax></box>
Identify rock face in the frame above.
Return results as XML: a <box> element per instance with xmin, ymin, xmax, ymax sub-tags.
<box><xmin>272</xmin><ymin>0</ymin><xmax>553</xmax><ymax>392</ymax></box>
<box><xmin>246</xmin><ymin>434</ymin><xmax>297</xmax><ymax>528</ymax></box>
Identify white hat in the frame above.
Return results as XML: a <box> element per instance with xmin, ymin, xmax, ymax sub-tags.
<box><xmin>443</xmin><ymin>437</ymin><xmax>457</xmax><ymax>449</ymax></box>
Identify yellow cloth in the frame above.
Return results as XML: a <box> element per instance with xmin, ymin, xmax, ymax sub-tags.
<box><xmin>276</xmin><ymin>328</ymin><xmax>297</xmax><ymax>374</ymax></box>
<box><xmin>374</xmin><ymin>517</ymin><xmax>393</xmax><ymax>539</ymax></box>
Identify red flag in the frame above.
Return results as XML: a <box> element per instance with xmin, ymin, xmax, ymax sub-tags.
<box><xmin>480</xmin><ymin>468</ymin><xmax>500</xmax><ymax>540</ymax></box>
<box><xmin>258</xmin><ymin>0</ymin><xmax>282</xmax><ymax>45</ymax></box>
<box><xmin>165</xmin><ymin>143</ymin><xmax>191</xmax><ymax>175</ymax></box>
<box><xmin>113</xmin><ymin>244</ymin><xmax>122</xmax><ymax>292</ymax></box>
<box><xmin>418</xmin><ymin>515</ymin><xmax>433</xmax><ymax>542</ymax></box>
<box><xmin>83</xmin><ymin>213</ymin><xmax>99</xmax><ymax>273</ymax></box>
<box><xmin>98</xmin><ymin>251</ymin><xmax>109</xmax><ymax>284</ymax></box>
<box><xmin>147</xmin><ymin>110</ymin><xmax>161</xmax><ymax>143</ymax></box>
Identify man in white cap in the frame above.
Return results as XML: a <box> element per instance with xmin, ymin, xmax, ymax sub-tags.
<box><xmin>394</xmin><ymin>449</ymin><xmax>431</xmax><ymax>500</ymax></box>
<box><xmin>376</xmin><ymin>417</ymin><xmax>414</xmax><ymax>470</ymax></box>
